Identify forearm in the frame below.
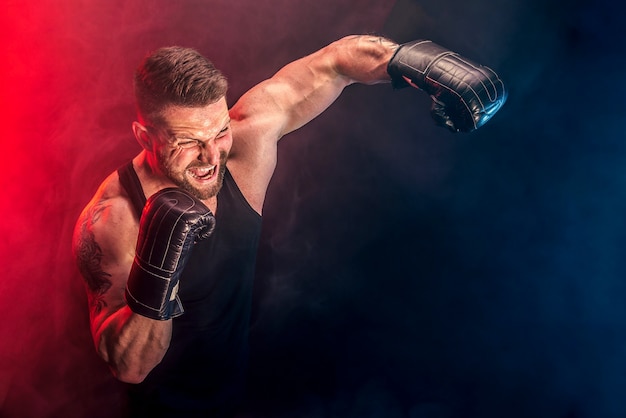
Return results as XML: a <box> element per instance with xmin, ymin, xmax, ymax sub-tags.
<box><xmin>94</xmin><ymin>306</ymin><xmax>172</xmax><ymax>383</ymax></box>
<box><xmin>272</xmin><ymin>34</ymin><xmax>396</xmax><ymax>98</ymax></box>
<box><xmin>328</xmin><ymin>34</ymin><xmax>397</xmax><ymax>85</ymax></box>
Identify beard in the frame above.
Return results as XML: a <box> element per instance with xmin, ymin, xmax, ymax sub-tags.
<box><xmin>158</xmin><ymin>150</ymin><xmax>228</xmax><ymax>200</ymax></box>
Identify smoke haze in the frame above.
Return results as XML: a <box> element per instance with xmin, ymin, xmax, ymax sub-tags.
<box><xmin>2</xmin><ymin>0</ymin><xmax>625</xmax><ymax>417</ymax></box>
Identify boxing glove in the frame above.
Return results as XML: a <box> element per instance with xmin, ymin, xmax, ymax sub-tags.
<box><xmin>125</xmin><ymin>188</ymin><xmax>215</xmax><ymax>320</ymax></box>
<box><xmin>387</xmin><ymin>40</ymin><xmax>507</xmax><ymax>133</ymax></box>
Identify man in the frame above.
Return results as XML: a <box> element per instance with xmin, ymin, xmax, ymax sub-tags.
<box><xmin>72</xmin><ymin>35</ymin><xmax>506</xmax><ymax>417</ymax></box>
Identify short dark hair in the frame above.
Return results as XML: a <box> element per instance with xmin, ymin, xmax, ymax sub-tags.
<box><xmin>134</xmin><ymin>46</ymin><xmax>228</xmax><ymax>125</ymax></box>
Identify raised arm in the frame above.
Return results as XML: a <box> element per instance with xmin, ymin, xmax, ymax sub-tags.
<box><xmin>226</xmin><ymin>34</ymin><xmax>506</xmax><ymax>212</ymax></box>
<box><xmin>226</xmin><ymin>35</ymin><xmax>398</xmax><ymax>212</ymax></box>
<box><xmin>230</xmin><ymin>33</ymin><xmax>507</xmax><ymax>147</ymax></box>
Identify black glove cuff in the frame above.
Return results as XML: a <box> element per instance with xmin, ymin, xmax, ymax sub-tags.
<box><xmin>387</xmin><ymin>45</ymin><xmax>410</xmax><ymax>89</ymax></box>
<box><xmin>387</xmin><ymin>40</ymin><xmax>444</xmax><ymax>90</ymax></box>
<box><xmin>125</xmin><ymin>261</ymin><xmax>185</xmax><ymax>320</ymax></box>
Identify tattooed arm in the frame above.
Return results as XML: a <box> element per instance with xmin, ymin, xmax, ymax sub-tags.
<box><xmin>72</xmin><ymin>173</ymin><xmax>171</xmax><ymax>383</ymax></box>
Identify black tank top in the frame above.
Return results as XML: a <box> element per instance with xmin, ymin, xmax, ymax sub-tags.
<box><xmin>118</xmin><ymin>162</ymin><xmax>263</xmax><ymax>417</ymax></box>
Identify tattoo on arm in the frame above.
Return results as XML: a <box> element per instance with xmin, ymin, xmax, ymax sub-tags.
<box><xmin>75</xmin><ymin>202</ymin><xmax>112</xmax><ymax>314</ymax></box>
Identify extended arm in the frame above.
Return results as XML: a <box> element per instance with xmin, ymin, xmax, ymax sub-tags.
<box><xmin>230</xmin><ymin>33</ymin><xmax>506</xmax><ymax>146</ymax></box>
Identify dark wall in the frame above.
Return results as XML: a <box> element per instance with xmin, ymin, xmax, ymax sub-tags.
<box><xmin>1</xmin><ymin>1</ymin><xmax>624</xmax><ymax>417</ymax></box>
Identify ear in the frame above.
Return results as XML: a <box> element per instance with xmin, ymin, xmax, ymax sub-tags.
<box><xmin>132</xmin><ymin>121</ymin><xmax>153</xmax><ymax>151</ymax></box>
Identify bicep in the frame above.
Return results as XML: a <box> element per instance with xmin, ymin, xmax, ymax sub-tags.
<box><xmin>230</xmin><ymin>45</ymin><xmax>351</xmax><ymax>144</ymax></box>
<box><xmin>231</xmin><ymin>35</ymin><xmax>394</xmax><ymax>147</ymax></box>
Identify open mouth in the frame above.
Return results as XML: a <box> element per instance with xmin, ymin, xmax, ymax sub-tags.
<box><xmin>187</xmin><ymin>165</ymin><xmax>216</xmax><ymax>181</ymax></box>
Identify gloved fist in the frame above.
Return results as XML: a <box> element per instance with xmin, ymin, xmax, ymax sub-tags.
<box><xmin>387</xmin><ymin>40</ymin><xmax>507</xmax><ymax>133</ymax></box>
<box><xmin>125</xmin><ymin>188</ymin><xmax>215</xmax><ymax>320</ymax></box>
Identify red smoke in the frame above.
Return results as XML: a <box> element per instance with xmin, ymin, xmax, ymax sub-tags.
<box><xmin>0</xmin><ymin>1</ymin><xmax>394</xmax><ymax>417</ymax></box>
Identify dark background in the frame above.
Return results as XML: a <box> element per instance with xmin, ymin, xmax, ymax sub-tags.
<box><xmin>2</xmin><ymin>0</ymin><xmax>625</xmax><ymax>417</ymax></box>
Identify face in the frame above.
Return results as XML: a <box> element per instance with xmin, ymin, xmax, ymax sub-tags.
<box><xmin>147</xmin><ymin>98</ymin><xmax>232</xmax><ymax>200</ymax></box>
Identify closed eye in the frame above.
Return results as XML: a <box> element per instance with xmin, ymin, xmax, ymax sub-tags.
<box><xmin>217</xmin><ymin>125</ymin><xmax>230</xmax><ymax>137</ymax></box>
<box><xmin>175</xmin><ymin>138</ymin><xmax>202</xmax><ymax>149</ymax></box>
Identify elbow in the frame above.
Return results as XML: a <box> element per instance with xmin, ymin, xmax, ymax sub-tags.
<box><xmin>112</xmin><ymin>367</ymin><xmax>149</xmax><ymax>384</ymax></box>
<box><xmin>93</xmin><ymin>309</ymin><xmax>170</xmax><ymax>385</ymax></box>
<box><xmin>100</xmin><ymin>345</ymin><xmax>153</xmax><ymax>384</ymax></box>
<box><xmin>96</xmin><ymin>338</ymin><xmax>156</xmax><ymax>384</ymax></box>
<box><xmin>100</xmin><ymin>347</ymin><xmax>157</xmax><ymax>384</ymax></box>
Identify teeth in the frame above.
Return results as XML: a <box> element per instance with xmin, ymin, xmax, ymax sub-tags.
<box><xmin>188</xmin><ymin>165</ymin><xmax>215</xmax><ymax>179</ymax></box>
